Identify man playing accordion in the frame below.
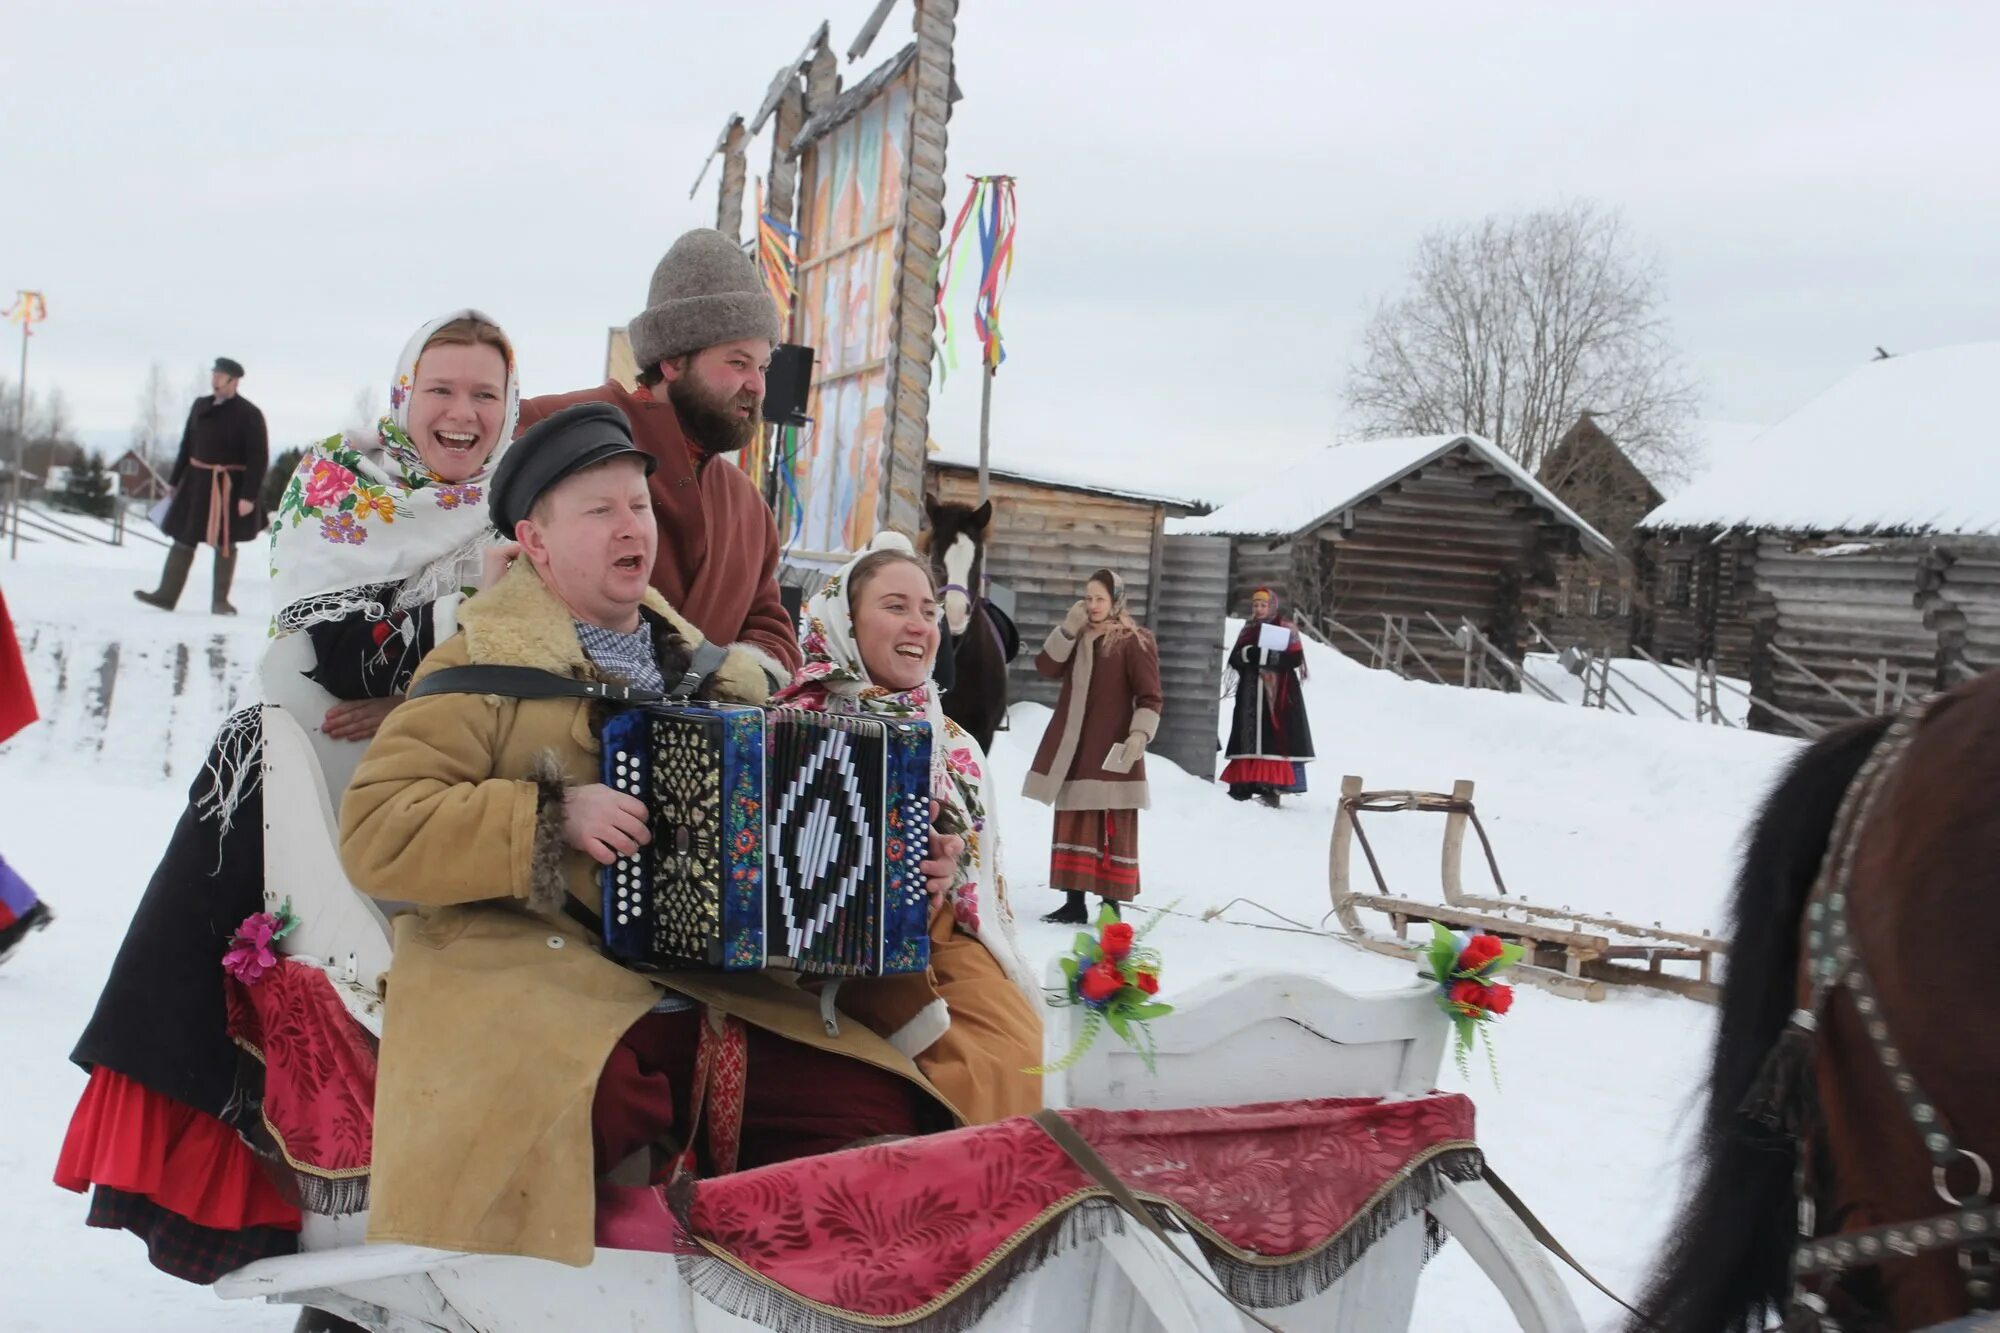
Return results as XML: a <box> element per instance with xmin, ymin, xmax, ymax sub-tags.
<box><xmin>338</xmin><ymin>404</ymin><xmax>958</xmax><ymax>1267</ymax></box>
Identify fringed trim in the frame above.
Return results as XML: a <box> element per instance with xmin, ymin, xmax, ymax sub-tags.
<box><xmin>1195</xmin><ymin>1148</ymin><xmax>1484</xmax><ymax>1310</ymax></box>
<box><xmin>227</xmin><ymin>1037</ymin><xmax>374</xmax><ymax>1218</ymax></box>
<box><xmin>671</xmin><ymin>1147</ymin><xmax>1484</xmax><ymax>1333</ymax></box>
<box><xmin>528</xmin><ymin>751</ymin><xmax>570</xmax><ymax>916</ymax></box>
<box><xmin>195</xmin><ymin>707</ymin><xmax>265</xmax><ymax>839</ymax></box>
<box><xmin>677</xmin><ymin>1198</ymin><xmax>1132</xmax><ymax>1333</ymax></box>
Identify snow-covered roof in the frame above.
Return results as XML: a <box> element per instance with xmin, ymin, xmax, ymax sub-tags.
<box><xmin>1170</xmin><ymin>433</ymin><xmax>1614</xmax><ymax>555</ymax></box>
<box><xmin>1641</xmin><ymin>342</ymin><xmax>2000</xmax><ymax>534</ymax></box>
<box><xmin>928</xmin><ymin>445</ymin><xmax>1196</xmax><ymax>509</ymax></box>
<box><xmin>1660</xmin><ymin>419</ymin><xmax>1766</xmax><ymax>497</ymax></box>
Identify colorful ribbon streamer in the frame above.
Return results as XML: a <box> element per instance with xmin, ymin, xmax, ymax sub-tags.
<box><xmin>755</xmin><ymin>179</ymin><xmax>801</xmax><ymax>330</ymax></box>
<box><xmin>5</xmin><ymin>291</ymin><xmax>48</xmax><ymax>334</ymax></box>
<box><xmin>933</xmin><ymin>176</ymin><xmax>1016</xmax><ymax>384</ymax></box>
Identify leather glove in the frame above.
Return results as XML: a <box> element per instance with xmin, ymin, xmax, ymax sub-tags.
<box><xmin>1061</xmin><ymin>601</ymin><xmax>1089</xmax><ymax>637</ymax></box>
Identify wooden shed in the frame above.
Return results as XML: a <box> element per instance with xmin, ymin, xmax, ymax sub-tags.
<box><xmin>1535</xmin><ymin>414</ymin><xmax>1665</xmax><ymax>653</ymax></box>
<box><xmin>1173</xmin><ymin>434</ymin><xmax>1614</xmax><ymax>685</ymax></box>
<box><xmin>1637</xmin><ymin>342</ymin><xmax>2000</xmax><ymax>734</ymax></box>
<box><xmin>924</xmin><ymin>456</ymin><xmax>1224</xmax><ymax>779</ymax></box>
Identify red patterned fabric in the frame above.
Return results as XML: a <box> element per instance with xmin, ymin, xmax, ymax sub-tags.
<box><xmin>686</xmin><ymin>1010</ymin><xmax>749</xmax><ymax>1177</ymax></box>
<box><xmin>224</xmin><ymin>958</ymin><xmax>376</xmax><ymax>1192</ymax></box>
<box><xmin>671</xmin><ymin>1094</ymin><xmax>1476</xmax><ymax>1324</ymax></box>
<box><xmin>54</xmin><ymin>1068</ymin><xmax>301</xmax><ymax>1232</ymax></box>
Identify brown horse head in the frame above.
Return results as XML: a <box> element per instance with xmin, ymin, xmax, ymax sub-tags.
<box><xmin>1637</xmin><ymin>670</ymin><xmax>2000</xmax><ymax>1332</ymax></box>
<box><xmin>922</xmin><ymin>494</ymin><xmax>992</xmax><ymax>639</ymax></box>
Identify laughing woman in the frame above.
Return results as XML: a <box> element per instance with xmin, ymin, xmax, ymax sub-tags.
<box><xmin>55</xmin><ymin>311</ymin><xmax>521</xmax><ymax>1285</ymax></box>
<box><xmin>774</xmin><ymin>533</ymin><xmax>1044</xmax><ymax>1123</ymax></box>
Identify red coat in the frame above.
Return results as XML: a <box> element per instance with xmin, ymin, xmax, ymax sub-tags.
<box><xmin>516</xmin><ymin>382</ymin><xmax>801</xmax><ymax>678</ymax></box>
<box><xmin>0</xmin><ymin>585</ymin><xmax>36</xmax><ymax>745</ymax></box>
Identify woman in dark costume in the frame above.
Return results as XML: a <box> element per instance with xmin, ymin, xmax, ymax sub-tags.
<box><xmin>54</xmin><ymin>310</ymin><xmax>520</xmax><ymax>1288</ymax></box>
<box><xmin>1221</xmin><ymin>587</ymin><xmax>1315</xmax><ymax>807</ymax></box>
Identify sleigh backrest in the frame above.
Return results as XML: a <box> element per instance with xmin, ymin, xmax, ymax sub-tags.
<box><xmin>1047</xmin><ymin>963</ymin><xmax>1448</xmax><ymax>1112</ymax></box>
<box><xmin>258</xmin><ymin>634</ymin><xmax>397</xmax><ymax>1020</ymax></box>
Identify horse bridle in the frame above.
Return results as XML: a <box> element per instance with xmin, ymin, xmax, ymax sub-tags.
<box><xmin>1779</xmin><ymin>698</ymin><xmax>2000</xmax><ymax>1325</ymax></box>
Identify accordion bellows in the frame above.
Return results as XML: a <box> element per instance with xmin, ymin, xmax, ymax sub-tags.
<box><xmin>601</xmin><ymin>705</ymin><xmax>932</xmax><ymax>977</ymax></box>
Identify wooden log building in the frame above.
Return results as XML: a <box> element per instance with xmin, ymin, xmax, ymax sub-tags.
<box><xmin>1535</xmin><ymin>414</ymin><xmax>1666</xmax><ymax>653</ymax></box>
<box><xmin>1172</xmin><ymin>434</ymin><xmax>1614</xmax><ymax>685</ymax></box>
<box><xmin>1637</xmin><ymin>342</ymin><xmax>2000</xmax><ymax>734</ymax></box>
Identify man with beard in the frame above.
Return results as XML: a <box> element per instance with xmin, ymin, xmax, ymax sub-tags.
<box><xmin>516</xmin><ymin>229</ymin><xmax>799</xmax><ymax>692</ymax></box>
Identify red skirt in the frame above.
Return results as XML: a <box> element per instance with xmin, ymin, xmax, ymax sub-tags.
<box><xmin>1221</xmin><ymin>757</ymin><xmax>1296</xmax><ymax>787</ymax></box>
<box><xmin>55</xmin><ymin>1067</ymin><xmax>300</xmax><ymax>1233</ymax></box>
<box><xmin>1050</xmin><ymin>809</ymin><xmax>1142</xmax><ymax>902</ymax></box>
<box><xmin>0</xmin><ymin>585</ymin><xmax>36</xmax><ymax>746</ymax></box>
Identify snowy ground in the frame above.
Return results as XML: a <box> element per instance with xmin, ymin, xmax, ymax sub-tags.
<box><xmin>0</xmin><ymin>524</ymin><xmax>1801</xmax><ymax>1331</ymax></box>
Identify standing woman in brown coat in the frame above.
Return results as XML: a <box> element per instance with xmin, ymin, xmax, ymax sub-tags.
<box><xmin>1024</xmin><ymin>569</ymin><xmax>1164</xmax><ymax>925</ymax></box>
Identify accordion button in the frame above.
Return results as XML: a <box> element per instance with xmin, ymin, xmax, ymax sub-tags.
<box><xmin>547</xmin><ymin>935</ymin><xmax>565</xmax><ymax>949</ymax></box>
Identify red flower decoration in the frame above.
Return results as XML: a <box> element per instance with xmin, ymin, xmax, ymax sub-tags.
<box><xmin>1448</xmin><ymin>980</ymin><xmax>1494</xmax><ymax>1015</ymax></box>
<box><xmin>1456</xmin><ymin>934</ymin><xmax>1506</xmax><ymax>972</ymax></box>
<box><xmin>1483</xmin><ymin>982</ymin><xmax>1515</xmax><ymax>1015</ymax></box>
<box><xmin>1100</xmin><ymin>922</ymin><xmax>1135</xmax><ymax>960</ymax></box>
<box><xmin>1078</xmin><ymin>960</ymin><xmax>1124</xmax><ymax>1004</ymax></box>
<box><xmin>1135</xmin><ymin>970</ymin><xmax>1160</xmax><ymax>996</ymax></box>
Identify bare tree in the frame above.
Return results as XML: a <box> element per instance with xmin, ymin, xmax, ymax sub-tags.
<box><xmin>1345</xmin><ymin>202</ymin><xmax>1699</xmax><ymax>486</ymax></box>
<box><xmin>132</xmin><ymin>360</ymin><xmax>179</xmax><ymax>474</ymax></box>
<box><xmin>346</xmin><ymin>385</ymin><xmax>377</xmax><ymax>438</ymax></box>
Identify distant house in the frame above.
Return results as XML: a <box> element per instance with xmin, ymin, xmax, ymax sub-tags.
<box><xmin>1535</xmin><ymin>414</ymin><xmax>1665</xmax><ymax>652</ymax></box>
<box><xmin>111</xmin><ymin>448</ymin><xmax>168</xmax><ymax>500</ymax></box>
<box><xmin>1637</xmin><ymin>342</ymin><xmax>2000</xmax><ymax>734</ymax></box>
<box><xmin>1173</xmin><ymin>434</ymin><xmax>1613</xmax><ymax>686</ymax></box>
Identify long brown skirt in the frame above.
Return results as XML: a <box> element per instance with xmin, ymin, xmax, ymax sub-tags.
<box><xmin>1049</xmin><ymin>808</ymin><xmax>1142</xmax><ymax>902</ymax></box>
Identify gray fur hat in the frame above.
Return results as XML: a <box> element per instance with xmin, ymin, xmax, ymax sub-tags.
<box><xmin>627</xmin><ymin>229</ymin><xmax>780</xmax><ymax>369</ymax></box>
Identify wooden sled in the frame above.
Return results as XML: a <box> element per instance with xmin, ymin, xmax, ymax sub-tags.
<box><xmin>1330</xmin><ymin>774</ymin><xmax>1726</xmax><ymax>1003</ymax></box>
<box><xmin>214</xmin><ymin>701</ymin><xmax>1587</xmax><ymax>1331</ymax></box>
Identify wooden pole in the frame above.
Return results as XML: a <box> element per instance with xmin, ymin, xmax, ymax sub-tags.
<box><xmin>7</xmin><ymin>321</ymin><xmax>28</xmax><ymax>560</ymax></box>
<box><xmin>976</xmin><ymin>362</ymin><xmax>993</xmax><ymax>503</ymax></box>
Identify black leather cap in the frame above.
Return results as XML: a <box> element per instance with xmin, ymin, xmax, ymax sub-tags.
<box><xmin>489</xmin><ymin>402</ymin><xmax>655</xmax><ymax>536</ymax></box>
<box><xmin>213</xmin><ymin>357</ymin><xmax>245</xmax><ymax>379</ymax></box>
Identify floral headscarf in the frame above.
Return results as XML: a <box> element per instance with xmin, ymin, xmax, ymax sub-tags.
<box><xmin>267</xmin><ymin>308</ymin><xmax>520</xmax><ymax>636</ymax></box>
<box><xmin>774</xmin><ymin>532</ymin><xmax>997</xmax><ymax>936</ymax></box>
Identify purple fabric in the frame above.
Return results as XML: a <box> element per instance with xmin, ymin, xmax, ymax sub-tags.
<box><xmin>0</xmin><ymin>854</ymin><xmax>39</xmax><ymax>917</ymax></box>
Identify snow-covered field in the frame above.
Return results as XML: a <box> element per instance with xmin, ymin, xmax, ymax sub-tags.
<box><xmin>0</xmin><ymin>520</ymin><xmax>1801</xmax><ymax>1331</ymax></box>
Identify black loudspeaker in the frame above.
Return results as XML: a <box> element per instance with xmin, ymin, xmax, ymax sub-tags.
<box><xmin>763</xmin><ymin>344</ymin><xmax>815</xmax><ymax>428</ymax></box>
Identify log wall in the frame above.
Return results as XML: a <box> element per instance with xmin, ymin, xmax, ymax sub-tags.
<box><xmin>1305</xmin><ymin>446</ymin><xmax>1578</xmax><ymax>684</ymax></box>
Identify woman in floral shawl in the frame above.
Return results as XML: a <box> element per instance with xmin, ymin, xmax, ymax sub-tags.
<box><xmin>56</xmin><ymin>310</ymin><xmax>520</xmax><ymax>1286</ymax></box>
<box><xmin>774</xmin><ymin>532</ymin><xmax>1044</xmax><ymax>1124</ymax></box>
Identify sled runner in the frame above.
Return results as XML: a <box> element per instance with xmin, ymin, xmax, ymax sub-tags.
<box><xmin>213</xmin><ymin>699</ymin><xmax>1585</xmax><ymax>1332</ymax></box>
<box><xmin>1330</xmin><ymin>774</ymin><xmax>1727</xmax><ymax>1003</ymax></box>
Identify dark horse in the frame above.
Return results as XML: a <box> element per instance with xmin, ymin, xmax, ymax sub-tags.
<box><xmin>1635</xmin><ymin>670</ymin><xmax>2000</xmax><ymax>1333</ymax></box>
<box><xmin>921</xmin><ymin>494</ymin><xmax>1017</xmax><ymax>754</ymax></box>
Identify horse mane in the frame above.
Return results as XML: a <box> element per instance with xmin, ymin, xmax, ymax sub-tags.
<box><xmin>1632</xmin><ymin>712</ymin><xmax>1892</xmax><ymax>1333</ymax></box>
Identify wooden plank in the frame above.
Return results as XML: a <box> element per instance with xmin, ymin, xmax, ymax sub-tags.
<box><xmin>1343</xmin><ymin>893</ymin><xmax>1612</xmax><ymax>957</ymax></box>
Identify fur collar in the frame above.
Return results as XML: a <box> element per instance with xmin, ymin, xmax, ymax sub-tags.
<box><xmin>458</xmin><ymin>562</ymin><xmax>699</xmax><ymax>676</ymax></box>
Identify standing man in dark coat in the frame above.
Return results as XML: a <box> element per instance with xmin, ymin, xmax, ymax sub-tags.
<box><xmin>135</xmin><ymin>357</ymin><xmax>268</xmax><ymax>615</ymax></box>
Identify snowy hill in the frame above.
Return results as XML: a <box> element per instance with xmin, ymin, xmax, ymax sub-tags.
<box><xmin>0</xmin><ymin>534</ymin><xmax>1801</xmax><ymax>1331</ymax></box>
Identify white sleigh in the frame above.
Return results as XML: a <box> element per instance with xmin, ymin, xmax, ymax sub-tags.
<box><xmin>216</xmin><ymin>691</ymin><xmax>1585</xmax><ymax>1333</ymax></box>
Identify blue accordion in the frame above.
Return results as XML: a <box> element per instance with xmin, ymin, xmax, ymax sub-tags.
<box><xmin>600</xmin><ymin>704</ymin><xmax>933</xmax><ymax>977</ymax></box>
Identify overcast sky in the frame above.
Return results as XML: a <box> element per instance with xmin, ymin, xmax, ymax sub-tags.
<box><xmin>4</xmin><ymin>1</ymin><xmax>1995</xmax><ymax>503</ymax></box>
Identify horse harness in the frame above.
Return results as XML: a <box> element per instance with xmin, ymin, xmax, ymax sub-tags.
<box><xmin>1779</xmin><ymin>698</ymin><xmax>2000</xmax><ymax>1326</ymax></box>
